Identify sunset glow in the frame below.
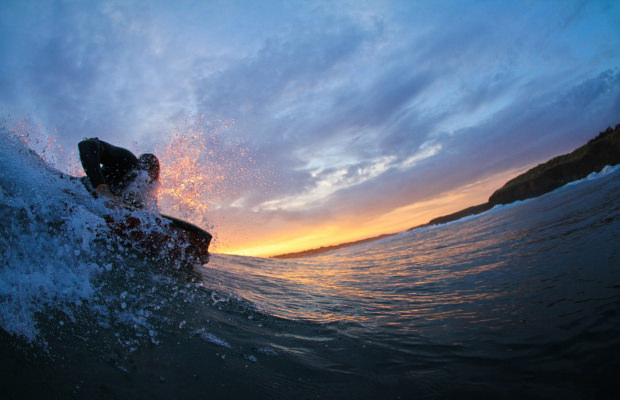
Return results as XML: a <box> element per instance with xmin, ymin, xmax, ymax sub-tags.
<box><xmin>219</xmin><ymin>167</ymin><xmax>523</xmax><ymax>257</ymax></box>
<box><xmin>2</xmin><ymin>1</ymin><xmax>619</xmax><ymax>258</ymax></box>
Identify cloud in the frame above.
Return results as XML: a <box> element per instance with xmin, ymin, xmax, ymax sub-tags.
<box><xmin>194</xmin><ymin>15</ymin><xmax>381</xmax><ymax>132</ymax></box>
<box><xmin>1</xmin><ymin>0</ymin><xmax>620</xmax><ymax>254</ymax></box>
<box><xmin>274</xmin><ymin>67</ymin><xmax>620</xmax><ymax>225</ymax></box>
<box><xmin>2</xmin><ymin>1</ymin><xmax>198</xmax><ymax>151</ymax></box>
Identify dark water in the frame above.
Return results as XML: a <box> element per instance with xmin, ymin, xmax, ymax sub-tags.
<box><xmin>1</xmin><ymin>131</ymin><xmax>620</xmax><ymax>399</ymax></box>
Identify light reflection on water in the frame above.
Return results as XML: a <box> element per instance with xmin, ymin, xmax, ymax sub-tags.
<box><xmin>205</xmin><ymin>166</ymin><xmax>620</xmax><ymax>353</ymax></box>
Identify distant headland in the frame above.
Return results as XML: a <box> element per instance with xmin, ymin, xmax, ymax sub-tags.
<box><xmin>272</xmin><ymin>124</ymin><xmax>620</xmax><ymax>259</ymax></box>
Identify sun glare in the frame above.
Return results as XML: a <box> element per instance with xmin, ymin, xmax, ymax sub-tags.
<box><xmin>156</xmin><ymin>115</ymin><xmax>263</xmax><ymax>252</ymax></box>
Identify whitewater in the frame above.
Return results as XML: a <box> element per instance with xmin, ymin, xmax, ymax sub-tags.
<box><xmin>1</xmin><ymin>129</ymin><xmax>619</xmax><ymax>399</ymax></box>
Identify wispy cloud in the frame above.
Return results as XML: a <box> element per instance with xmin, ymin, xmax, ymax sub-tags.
<box><xmin>1</xmin><ymin>0</ymin><xmax>619</xmax><ymax>254</ymax></box>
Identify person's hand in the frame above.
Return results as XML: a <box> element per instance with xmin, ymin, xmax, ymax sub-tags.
<box><xmin>95</xmin><ymin>184</ymin><xmax>114</xmax><ymax>198</ymax></box>
<box><xmin>95</xmin><ymin>184</ymin><xmax>121</xmax><ymax>208</ymax></box>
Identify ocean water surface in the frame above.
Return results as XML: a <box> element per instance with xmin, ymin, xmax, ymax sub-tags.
<box><xmin>1</xmin><ymin>130</ymin><xmax>619</xmax><ymax>399</ymax></box>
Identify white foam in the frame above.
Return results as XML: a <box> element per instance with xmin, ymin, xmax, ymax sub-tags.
<box><xmin>192</xmin><ymin>328</ymin><xmax>231</xmax><ymax>348</ymax></box>
<box><xmin>0</xmin><ymin>130</ymin><xmax>106</xmax><ymax>340</ymax></box>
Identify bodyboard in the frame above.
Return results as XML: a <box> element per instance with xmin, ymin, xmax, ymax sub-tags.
<box><xmin>76</xmin><ymin>176</ymin><xmax>212</xmax><ymax>266</ymax></box>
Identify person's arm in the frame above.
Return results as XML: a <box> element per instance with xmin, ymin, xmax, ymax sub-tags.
<box><xmin>78</xmin><ymin>139</ymin><xmax>107</xmax><ymax>191</ymax></box>
<box><xmin>78</xmin><ymin>138</ymin><xmax>138</xmax><ymax>198</ymax></box>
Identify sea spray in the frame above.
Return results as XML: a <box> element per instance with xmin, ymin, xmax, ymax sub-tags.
<box><xmin>0</xmin><ymin>119</ymin><xmax>257</xmax><ymax>346</ymax></box>
<box><xmin>0</xmin><ymin>128</ymin><xmax>104</xmax><ymax>340</ymax></box>
<box><xmin>156</xmin><ymin>115</ymin><xmax>270</xmax><ymax>252</ymax></box>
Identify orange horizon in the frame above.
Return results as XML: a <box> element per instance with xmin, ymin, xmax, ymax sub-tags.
<box><xmin>214</xmin><ymin>167</ymin><xmax>525</xmax><ymax>258</ymax></box>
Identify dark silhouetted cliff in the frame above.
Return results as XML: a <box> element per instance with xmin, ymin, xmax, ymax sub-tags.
<box><xmin>489</xmin><ymin>124</ymin><xmax>620</xmax><ymax>205</ymax></box>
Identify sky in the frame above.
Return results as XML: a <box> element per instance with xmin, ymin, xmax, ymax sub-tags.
<box><xmin>1</xmin><ymin>0</ymin><xmax>619</xmax><ymax>256</ymax></box>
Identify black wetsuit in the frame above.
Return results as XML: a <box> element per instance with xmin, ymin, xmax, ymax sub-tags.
<box><xmin>78</xmin><ymin>138</ymin><xmax>141</xmax><ymax>196</ymax></box>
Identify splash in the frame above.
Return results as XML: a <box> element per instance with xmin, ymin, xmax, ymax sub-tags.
<box><xmin>156</xmin><ymin>115</ymin><xmax>264</xmax><ymax>250</ymax></box>
<box><xmin>0</xmin><ymin>117</ymin><xmax>84</xmax><ymax>176</ymax></box>
<box><xmin>0</xmin><ymin>126</ymin><xmax>104</xmax><ymax>340</ymax></box>
<box><xmin>0</xmin><ymin>116</ymin><xmax>82</xmax><ymax>176</ymax></box>
<box><xmin>0</xmin><ymin>121</ymin><xmax>218</xmax><ymax>342</ymax></box>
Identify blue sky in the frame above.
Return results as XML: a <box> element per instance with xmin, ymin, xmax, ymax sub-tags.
<box><xmin>1</xmin><ymin>0</ymin><xmax>619</xmax><ymax>255</ymax></box>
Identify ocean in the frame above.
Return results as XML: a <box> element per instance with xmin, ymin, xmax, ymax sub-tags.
<box><xmin>1</xmin><ymin>130</ymin><xmax>619</xmax><ymax>399</ymax></box>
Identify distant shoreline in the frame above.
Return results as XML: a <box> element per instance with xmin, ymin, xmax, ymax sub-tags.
<box><xmin>272</xmin><ymin>124</ymin><xmax>620</xmax><ymax>259</ymax></box>
<box><xmin>271</xmin><ymin>233</ymin><xmax>399</xmax><ymax>259</ymax></box>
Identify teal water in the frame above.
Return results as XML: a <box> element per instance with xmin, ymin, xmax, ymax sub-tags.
<box><xmin>1</xmin><ymin>130</ymin><xmax>620</xmax><ymax>399</ymax></box>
